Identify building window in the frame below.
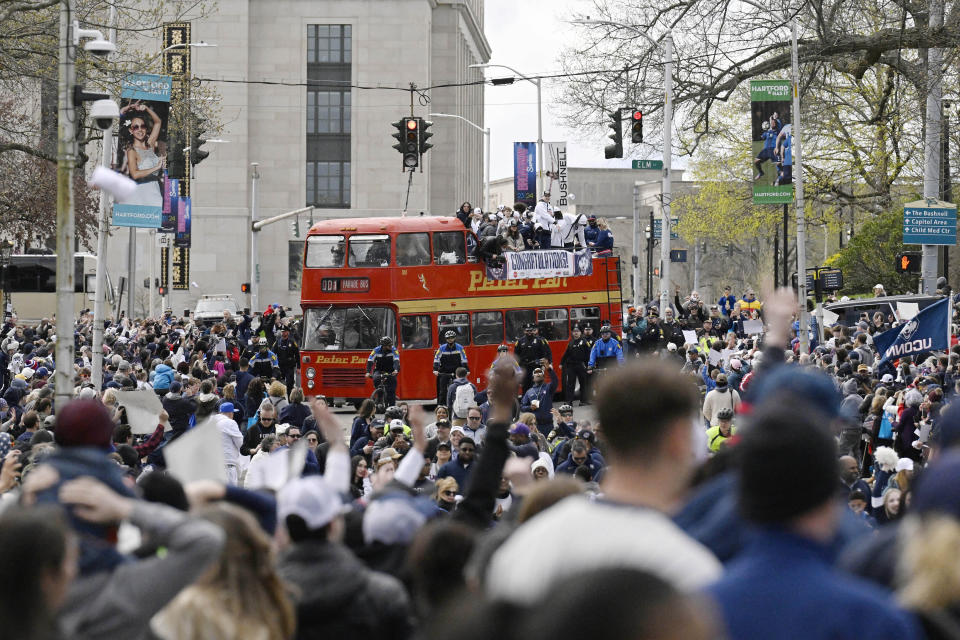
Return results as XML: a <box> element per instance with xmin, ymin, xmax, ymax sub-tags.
<box><xmin>289</xmin><ymin>241</ymin><xmax>304</xmax><ymax>291</ymax></box>
<box><xmin>307</xmin><ymin>24</ymin><xmax>351</xmax><ymax>208</ymax></box>
<box><xmin>307</xmin><ymin>162</ymin><xmax>350</xmax><ymax>207</ymax></box>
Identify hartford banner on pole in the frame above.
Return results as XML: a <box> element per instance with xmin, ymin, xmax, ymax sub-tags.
<box><xmin>112</xmin><ymin>73</ymin><xmax>172</xmax><ymax>227</ymax></box>
<box><xmin>485</xmin><ymin>248</ymin><xmax>593</xmax><ymax>280</ymax></box>
<box><xmin>513</xmin><ymin>142</ymin><xmax>537</xmax><ymax>209</ymax></box>
<box><xmin>750</xmin><ymin>80</ymin><xmax>793</xmax><ymax>204</ymax></box>
<box><xmin>872</xmin><ymin>295</ymin><xmax>952</xmax><ymax>367</ymax></box>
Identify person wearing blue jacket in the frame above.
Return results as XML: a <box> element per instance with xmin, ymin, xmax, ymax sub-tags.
<box><xmin>587</xmin><ymin>326</ymin><xmax>624</xmax><ymax>370</ymax></box>
<box><xmin>519</xmin><ymin>363</ymin><xmax>557</xmax><ymax>435</ymax></box>
<box><xmin>152</xmin><ymin>363</ymin><xmax>175</xmax><ymax>396</ymax></box>
<box><xmin>717</xmin><ymin>286</ymin><xmax>737</xmax><ymax>317</ymax></box>
<box><xmin>704</xmin><ymin>399</ymin><xmax>921</xmax><ymax>640</ymax></box>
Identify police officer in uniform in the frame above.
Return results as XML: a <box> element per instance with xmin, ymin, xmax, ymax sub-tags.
<box><xmin>366</xmin><ymin>336</ymin><xmax>400</xmax><ymax>407</ymax></box>
<box><xmin>588</xmin><ymin>325</ymin><xmax>625</xmax><ymax>373</ymax></box>
<box><xmin>433</xmin><ymin>330</ymin><xmax>469</xmax><ymax>406</ymax></box>
<box><xmin>273</xmin><ymin>326</ymin><xmax>300</xmax><ymax>391</ymax></box>
<box><xmin>560</xmin><ymin>325</ymin><xmax>590</xmax><ymax>405</ymax></box>
<box><xmin>515</xmin><ymin>322</ymin><xmax>552</xmax><ymax>392</ymax></box>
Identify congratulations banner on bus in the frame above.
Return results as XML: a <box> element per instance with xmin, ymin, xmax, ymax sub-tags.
<box><xmin>486</xmin><ymin>248</ymin><xmax>593</xmax><ymax>281</ymax></box>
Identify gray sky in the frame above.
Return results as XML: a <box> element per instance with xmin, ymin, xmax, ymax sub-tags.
<box><xmin>483</xmin><ymin>0</ymin><xmax>638</xmax><ymax>181</ymax></box>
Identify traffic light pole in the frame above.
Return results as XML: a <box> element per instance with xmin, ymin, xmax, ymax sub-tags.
<box><xmin>658</xmin><ymin>31</ymin><xmax>673</xmax><ymax>316</ymax></box>
<box><xmin>922</xmin><ymin>0</ymin><xmax>943</xmax><ymax>294</ymax></box>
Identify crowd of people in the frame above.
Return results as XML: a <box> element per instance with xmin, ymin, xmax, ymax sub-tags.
<box><xmin>6</xmin><ymin>279</ymin><xmax>960</xmax><ymax>639</ymax></box>
<box><xmin>458</xmin><ymin>191</ymin><xmax>614</xmax><ymax>265</ymax></box>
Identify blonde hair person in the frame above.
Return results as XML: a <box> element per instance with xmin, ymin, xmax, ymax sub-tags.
<box><xmin>151</xmin><ymin>504</ymin><xmax>295</xmax><ymax>640</ymax></box>
<box><xmin>267</xmin><ymin>381</ymin><xmax>288</xmax><ymax>413</ymax></box>
<box><xmin>434</xmin><ymin>477</ymin><xmax>459</xmax><ymax>511</ymax></box>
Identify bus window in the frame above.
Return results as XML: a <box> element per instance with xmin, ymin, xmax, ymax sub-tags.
<box><xmin>305</xmin><ymin>235</ymin><xmax>346</xmax><ymax>267</ymax></box>
<box><xmin>396</xmin><ymin>233</ymin><xmax>431</xmax><ymax>266</ymax></box>
<box><xmin>302</xmin><ymin>305</ymin><xmax>395</xmax><ymax>351</ymax></box>
<box><xmin>538</xmin><ymin>308</ymin><xmax>569</xmax><ymax>341</ymax></box>
<box><xmin>472</xmin><ymin>311</ymin><xmax>504</xmax><ymax>345</ymax></box>
<box><xmin>433</xmin><ymin>231</ymin><xmax>466</xmax><ymax>265</ymax></box>
<box><xmin>505</xmin><ymin>309</ymin><xmax>536</xmax><ymax>342</ymax></box>
<box><xmin>400</xmin><ymin>315</ymin><xmax>432</xmax><ymax>349</ymax></box>
<box><xmin>348</xmin><ymin>234</ymin><xmax>391</xmax><ymax>267</ymax></box>
<box><xmin>571</xmin><ymin>306</ymin><xmax>601</xmax><ymax>333</ymax></box>
<box><xmin>438</xmin><ymin>313</ymin><xmax>470</xmax><ymax>345</ymax></box>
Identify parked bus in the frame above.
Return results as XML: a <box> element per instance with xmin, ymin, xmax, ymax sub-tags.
<box><xmin>298</xmin><ymin>216</ymin><xmax>623</xmax><ymax>405</ymax></box>
<box><xmin>3</xmin><ymin>253</ymin><xmax>112</xmax><ymax>322</ymax></box>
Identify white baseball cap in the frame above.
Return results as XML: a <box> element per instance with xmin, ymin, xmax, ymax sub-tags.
<box><xmin>277</xmin><ymin>477</ymin><xmax>348</xmax><ymax>530</ymax></box>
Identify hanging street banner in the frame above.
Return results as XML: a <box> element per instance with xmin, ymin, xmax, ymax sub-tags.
<box><xmin>485</xmin><ymin>248</ymin><xmax>593</xmax><ymax>280</ymax></box>
<box><xmin>513</xmin><ymin>142</ymin><xmax>537</xmax><ymax>209</ymax></box>
<box><xmin>543</xmin><ymin>142</ymin><xmax>569</xmax><ymax>208</ymax></box>
<box><xmin>902</xmin><ymin>199</ymin><xmax>957</xmax><ymax>246</ymax></box>
<box><xmin>750</xmin><ymin>80</ymin><xmax>793</xmax><ymax>205</ymax></box>
<box><xmin>173</xmin><ymin>195</ymin><xmax>192</xmax><ymax>248</ymax></box>
<box><xmin>112</xmin><ymin>73</ymin><xmax>172</xmax><ymax>228</ymax></box>
<box><xmin>872</xmin><ymin>295</ymin><xmax>952</xmax><ymax>367</ymax></box>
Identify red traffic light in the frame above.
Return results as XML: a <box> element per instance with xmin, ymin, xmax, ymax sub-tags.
<box><xmin>901</xmin><ymin>255</ymin><xmax>911</xmax><ymax>271</ymax></box>
<box><xmin>632</xmin><ymin>110</ymin><xmax>643</xmax><ymax>120</ymax></box>
<box><xmin>406</xmin><ymin>119</ymin><xmax>418</xmax><ymax>130</ymax></box>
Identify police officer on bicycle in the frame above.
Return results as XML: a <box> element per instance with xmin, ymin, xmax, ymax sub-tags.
<box><xmin>367</xmin><ymin>336</ymin><xmax>400</xmax><ymax>407</ymax></box>
<box><xmin>588</xmin><ymin>325</ymin><xmax>625</xmax><ymax>373</ymax></box>
<box><xmin>434</xmin><ymin>330</ymin><xmax>469</xmax><ymax>406</ymax></box>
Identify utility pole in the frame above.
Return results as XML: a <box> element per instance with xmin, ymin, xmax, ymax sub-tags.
<box><xmin>55</xmin><ymin>1</ymin><xmax>78</xmax><ymax>410</ymax></box>
<box><xmin>658</xmin><ymin>31</ymin><xmax>674</xmax><ymax>315</ymax></box>
<box><xmin>250</xmin><ymin>162</ymin><xmax>260</xmax><ymax>314</ymax></box>
<box><xmin>942</xmin><ymin>100</ymin><xmax>952</xmax><ymax>279</ymax></box>
<box><xmin>632</xmin><ymin>184</ymin><xmax>640</xmax><ymax>306</ymax></box>
<box><xmin>922</xmin><ymin>0</ymin><xmax>944</xmax><ymax>294</ymax></box>
<box><xmin>791</xmin><ymin>23</ymin><xmax>809</xmax><ymax>354</ymax></box>
<box><xmin>90</xmin><ymin>2</ymin><xmax>116</xmax><ymax>389</ymax></box>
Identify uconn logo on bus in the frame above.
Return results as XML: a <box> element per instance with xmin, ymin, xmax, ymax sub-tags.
<box><xmin>881</xmin><ymin>319</ymin><xmax>930</xmax><ymax>359</ymax></box>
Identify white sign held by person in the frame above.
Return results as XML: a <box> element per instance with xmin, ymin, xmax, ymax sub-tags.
<box><xmin>116</xmin><ymin>389</ymin><xmax>167</xmax><ymax>435</ymax></box>
<box><xmin>743</xmin><ymin>319</ymin><xmax>764</xmax><ymax>335</ymax></box>
<box><xmin>485</xmin><ymin>248</ymin><xmax>593</xmax><ymax>280</ymax></box>
<box><xmin>164</xmin><ymin>421</ymin><xmax>227</xmax><ymax>485</ymax></box>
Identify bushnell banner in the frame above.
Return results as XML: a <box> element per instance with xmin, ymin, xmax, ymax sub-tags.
<box><xmin>750</xmin><ymin>80</ymin><xmax>793</xmax><ymax>205</ymax></box>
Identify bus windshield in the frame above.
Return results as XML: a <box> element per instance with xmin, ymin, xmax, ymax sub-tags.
<box><xmin>302</xmin><ymin>305</ymin><xmax>395</xmax><ymax>351</ymax></box>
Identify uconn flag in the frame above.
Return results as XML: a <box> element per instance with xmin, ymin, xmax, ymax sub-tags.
<box><xmin>872</xmin><ymin>296</ymin><xmax>952</xmax><ymax>367</ymax></box>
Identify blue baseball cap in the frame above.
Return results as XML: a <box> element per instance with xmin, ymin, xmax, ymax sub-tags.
<box><xmin>219</xmin><ymin>402</ymin><xmax>236</xmax><ymax>414</ymax></box>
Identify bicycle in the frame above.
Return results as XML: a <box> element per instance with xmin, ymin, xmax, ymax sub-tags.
<box><xmin>370</xmin><ymin>371</ymin><xmax>396</xmax><ymax>414</ymax></box>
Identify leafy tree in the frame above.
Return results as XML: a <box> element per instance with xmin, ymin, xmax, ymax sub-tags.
<box><xmin>826</xmin><ymin>209</ymin><xmax>918</xmax><ymax>295</ymax></box>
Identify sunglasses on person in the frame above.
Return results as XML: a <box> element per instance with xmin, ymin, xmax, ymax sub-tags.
<box><xmin>287</xmin><ymin>432</ymin><xmax>301</xmax><ymax>439</ymax></box>
<box><xmin>129</xmin><ymin>123</ymin><xmax>145</xmax><ymax>131</ymax></box>
<box><xmin>261</xmin><ymin>417</ymin><xmax>275</xmax><ymax>423</ymax></box>
<box><xmin>441</xmin><ymin>490</ymin><xmax>456</xmax><ymax>497</ymax></box>
<box><xmin>468</xmin><ymin>415</ymin><xmax>481</xmax><ymax>420</ymax></box>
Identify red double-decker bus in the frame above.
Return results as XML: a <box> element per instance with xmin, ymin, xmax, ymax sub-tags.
<box><xmin>298</xmin><ymin>216</ymin><xmax>622</xmax><ymax>405</ymax></box>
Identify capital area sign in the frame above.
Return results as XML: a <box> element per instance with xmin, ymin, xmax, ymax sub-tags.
<box><xmin>902</xmin><ymin>199</ymin><xmax>957</xmax><ymax>246</ymax></box>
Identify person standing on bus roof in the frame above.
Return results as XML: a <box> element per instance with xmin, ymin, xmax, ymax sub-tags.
<box><xmin>434</xmin><ymin>330</ymin><xmax>469</xmax><ymax>407</ymax></box>
<box><xmin>515</xmin><ymin>323</ymin><xmax>552</xmax><ymax>392</ymax></box>
<box><xmin>533</xmin><ymin>191</ymin><xmax>554</xmax><ymax>249</ymax></box>
<box><xmin>366</xmin><ymin>337</ymin><xmax>400</xmax><ymax>408</ymax></box>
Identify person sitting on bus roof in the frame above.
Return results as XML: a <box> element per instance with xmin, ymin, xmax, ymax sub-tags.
<box><xmin>477</xmin><ymin>235</ymin><xmax>509</xmax><ymax>267</ymax></box>
<box><xmin>503</xmin><ymin>220</ymin><xmax>525</xmax><ymax>252</ymax></box>
<box><xmin>591</xmin><ymin>218</ymin><xmax>614</xmax><ymax>254</ymax></box>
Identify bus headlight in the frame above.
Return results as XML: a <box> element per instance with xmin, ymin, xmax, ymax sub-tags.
<box><xmin>302</xmin><ymin>355</ymin><xmax>310</xmax><ymax>364</ymax></box>
<box><xmin>307</xmin><ymin>380</ymin><xmax>315</xmax><ymax>389</ymax></box>
<box><xmin>306</xmin><ymin>367</ymin><xmax>316</xmax><ymax>379</ymax></box>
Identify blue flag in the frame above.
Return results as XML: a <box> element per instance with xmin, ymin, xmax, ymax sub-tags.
<box><xmin>872</xmin><ymin>296</ymin><xmax>952</xmax><ymax>367</ymax></box>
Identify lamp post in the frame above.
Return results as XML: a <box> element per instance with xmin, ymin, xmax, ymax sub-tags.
<box><xmin>91</xmin><ymin>39</ymin><xmax>214</xmax><ymax>389</ymax></box>
<box><xmin>429</xmin><ymin>113</ymin><xmax>490</xmax><ymax>211</ymax></box>
<box><xmin>469</xmin><ymin>63</ymin><xmax>542</xmax><ymax>200</ymax></box>
<box><xmin>570</xmin><ymin>20</ymin><xmax>673</xmax><ymax>313</ymax></box>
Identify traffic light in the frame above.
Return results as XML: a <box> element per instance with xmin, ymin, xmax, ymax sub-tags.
<box><xmin>190</xmin><ymin>116</ymin><xmax>209</xmax><ymax>166</ymax></box>
<box><xmin>419</xmin><ymin>118</ymin><xmax>433</xmax><ymax>156</ymax></box>
<box><xmin>167</xmin><ymin>132</ymin><xmax>187</xmax><ymax>179</ymax></box>
<box><xmin>241</xmin><ymin>282</ymin><xmax>251</xmax><ymax>293</ymax></box>
<box><xmin>895</xmin><ymin>252</ymin><xmax>921</xmax><ymax>273</ymax></box>
<box><xmin>291</xmin><ymin>218</ymin><xmax>300</xmax><ymax>238</ymax></box>
<box><xmin>631</xmin><ymin>109</ymin><xmax>643</xmax><ymax>143</ymax></box>
<box><xmin>604</xmin><ymin>109</ymin><xmax>623</xmax><ymax>159</ymax></box>
<box><xmin>391</xmin><ymin>119</ymin><xmax>405</xmax><ymax>155</ymax></box>
<box><xmin>158</xmin><ymin>285</ymin><xmax>167</xmax><ymax>297</ymax></box>
<box><xmin>403</xmin><ymin>117</ymin><xmax>419</xmax><ymax>170</ymax></box>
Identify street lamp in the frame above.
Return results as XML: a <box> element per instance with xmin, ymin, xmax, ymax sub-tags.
<box><xmin>429</xmin><ymin>113</ymin><xmax>490</xmax><ymax>211</ymax></box>
<box><xmin>469</xmin><ymin>63</ymin><xmax>543</xmax><ymax>200</ymax></box>
<box><xmin>570</xmin><ymin>19</ymin><xmax>673</xmax><ymax>314</ymax></box>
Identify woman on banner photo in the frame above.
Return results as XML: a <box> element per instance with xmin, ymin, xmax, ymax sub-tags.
<box><xmin>119</xmin><ymin>101</ymin><xmax>165</xmax><ymax>207</ymax></box>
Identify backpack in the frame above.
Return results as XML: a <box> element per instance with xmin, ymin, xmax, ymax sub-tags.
<box><xmin>453</xmin><ymin>382</ymin><xmax>476</xmax><ymax>418</ymax></box>
<box><xmin>878</xmin><ymin>411</ymin><xmax>894</xmax><ymax>440</ymax></box>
